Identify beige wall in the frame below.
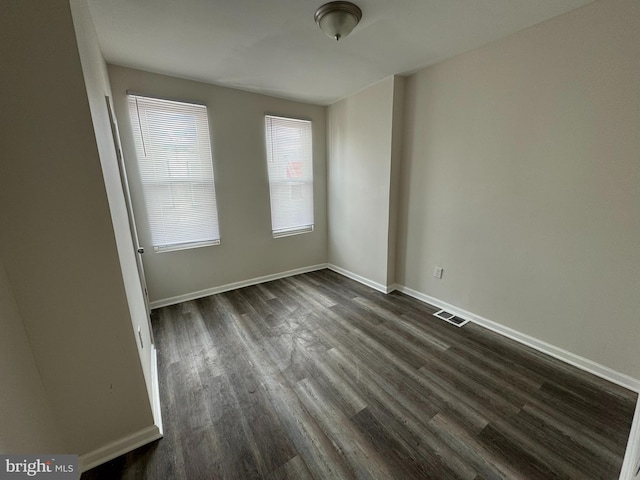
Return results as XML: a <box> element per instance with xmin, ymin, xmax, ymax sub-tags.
<box><xmin>328</xmin><ymin>76</ymin><xmax>403</xmax><ymax>289</ymax></box>
<box><xmin>0</xmin><ymin>261</ymin><xmax>63</xmax><ymax>453</ymax></box>
<box><xmin>0</xmin><ymin>0</ymin><xmax>154</xmax><ymax>454</ymax></box>
<box><xmin>108</xmin><ymin>66</ymin><xmax>328</xmax><ymax>304</ymax></box>
<box><xmin>397</xmin><ymin>0</ymin><xmax>640</xmax><ymax>377</ymax></box>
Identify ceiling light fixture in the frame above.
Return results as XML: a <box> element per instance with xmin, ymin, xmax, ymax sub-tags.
<box><xmin>314</xmin><ymin>1</ymin><xmax>362</xmax><ymax>41</ymax></box>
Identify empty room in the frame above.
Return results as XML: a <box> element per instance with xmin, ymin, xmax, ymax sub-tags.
<box><xmin>1</xmin><ymin>0</ymin><xmax>639</xmax><ymax>479</ymax></box>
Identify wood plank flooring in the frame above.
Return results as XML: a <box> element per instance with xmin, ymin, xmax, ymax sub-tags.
<box><xmin>82</xmin><ymin>269</ymin><xmax>637</xmax><ymax>479</ymax></box>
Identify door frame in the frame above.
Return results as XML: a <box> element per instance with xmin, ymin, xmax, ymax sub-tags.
<box><xmin>105</xmin><ymin>95</ymin><xmax>155</xmax><ymax>345</ymax></box>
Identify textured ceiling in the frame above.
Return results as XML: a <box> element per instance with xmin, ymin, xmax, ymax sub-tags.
<box><xmin>87</xmin><ymin>0</ymin><xmax>594</xmax><ymax>105</ymax></box>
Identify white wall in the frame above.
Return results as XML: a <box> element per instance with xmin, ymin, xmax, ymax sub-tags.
<box><xmin>0</xmin><ymin>260</ymin><xmax>63</xmax><ymax>453</ymax></box>
<box><xmin>327</xmin><ymin>76</ymin><xmax>403</xmax><ymax>289</ymax></box>
<box><xmin>396</xmin><ymin>0</ymin><xmax>640</xmax><ymax>378</ymax></box>
<box><xmin>69</xmin><ymin>0</ymin><xmax>157</xmax><ymax>423</ymax></box>
<box><xmin>0</xmin><ymin>0</ymin><xmax>154</xmax><ymax>455</ymax></box>
<box><xmin>108</xmin><ymin>66</ymin><xmax>328</xmax><ymax>304</ymax></box>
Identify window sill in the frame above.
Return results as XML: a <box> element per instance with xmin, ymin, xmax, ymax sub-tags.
<box><xmin>272</xmin><ymin>225</ymin><xmax>314</xmax><ymax>238</ymax></box>
<box><xmin>154</xmin><ymin>239</ymin><xmax>220</xmax><ymax>253</ymax></box>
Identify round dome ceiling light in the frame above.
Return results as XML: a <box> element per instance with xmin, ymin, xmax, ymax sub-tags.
<box><xmin>314</xmin><ymin>1</ymin><xmax>362</xmax><ymax>41</ymax></box>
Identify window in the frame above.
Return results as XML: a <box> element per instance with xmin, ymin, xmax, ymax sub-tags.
<box><xmin>128</xmin><ymin>94</ymin><xmax>220</xmax><ymax>252</ymax></box>
<box><xmin>265</xmin><ymin>115</ymin><xmax>314</xmax><ymax>237</ymax></box>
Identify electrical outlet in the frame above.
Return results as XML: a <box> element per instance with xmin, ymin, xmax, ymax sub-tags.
<box><xmin>434</xmin><ymin>266</ymin><xmax>443</xmax><ymax>279</ymax></box>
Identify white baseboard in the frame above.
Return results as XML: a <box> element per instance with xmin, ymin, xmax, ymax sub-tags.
<box><xmin>78</xmin><ymin>326</ymin><xmax>164</xmax><ymax>473</ymax></box>
<box><xmin>147</xmin><ymin>266</ymin><xmax>640</xmax><ymax>480</ymax></box>
<box><xmin>391</xmin><ymin>283</ymin><xmax>640</xmax><ymax>480</ymax></box>
<box><xmin>327</xmin><ymin>264</ymin><xmax>396</xmax><ymax>294</ymax></box>
<box><xmin>150</xmin><ymin>264</ymin><xmax>328</xmax><ymax>309</ymax></box>
<box><xmin>79</xmin><ymin>424</ymin><xmax>163</xmax><ymax>472</ymax></box>
<box><xmin>395</xmin><ymin>285</ymin><xmax>640</xmax><ymax>393</ymax></box>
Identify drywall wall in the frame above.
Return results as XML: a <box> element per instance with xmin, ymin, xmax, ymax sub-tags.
<box><xmin>396</xmin><ymin>0</ymin><xmax>640</xmax><ymax>377</ymax></box>
<box><xmin>328</xmin><ymin>76</ymin><xmax>403</xmax><ymax>289</ymax></box>
<box><xmin>0</xmin><ymin>260</ymin><xmax>63</xmax><ymax>453</ymax></box>
<box><xmin>0</xmin><ymin>0</ymin><xmax>154</xmax><ymax>454</ymax></box>
<box><xmin>108</xmin><ymin>66</ymin><xmax>327</xmax><ymax>304</ymax></box>
<box><xmin>69</xmin><ymin>0</ymin><xmax>157</xmax><ymax>422</ymax></box>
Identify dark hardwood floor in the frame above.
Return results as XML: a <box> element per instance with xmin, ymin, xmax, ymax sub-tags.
<box><xmin>82</xmin><ymin>269</ymin><xmax>637</xmax><ymax>479</ymax></box>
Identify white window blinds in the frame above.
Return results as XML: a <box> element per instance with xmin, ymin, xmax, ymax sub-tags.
<box><xmin>128</xmin><ymin>94</ymin><xmax>220</xmax><ymax>252</ymax></box>
<box><xmin>265</xmin><ymin>115</ymin><xmax>314</xmax><ymax>237</ymax></box>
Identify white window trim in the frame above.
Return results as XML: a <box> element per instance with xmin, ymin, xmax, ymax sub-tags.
<box><xmin>154</xmin><ymin>239</ymin><xmax>220</xmax><ymax>253</ymax></box>
<box><xmin>128</xmin><ymin>93</ymin><xmax>221</xmax><ymax>252</ymax></box>
<box><xmin>265</xmin><ymin>114</ymin><xmax>314</xmax><ymax>239</ymax></box>
<box><xmin>272</xmin><ymin>225</ymin><xmax>314</xmax><ymax>238</ymax></box>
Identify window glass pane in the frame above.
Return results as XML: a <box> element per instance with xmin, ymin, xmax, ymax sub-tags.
<box><xmin>265</xmin><ymin>115</ymin><xmax>314</xmax><ymax>236</ymax></box>
<box><xmin>128</xmin><ymin>95</ymin><xmax>220</xmax><ymax>251</ymax></box>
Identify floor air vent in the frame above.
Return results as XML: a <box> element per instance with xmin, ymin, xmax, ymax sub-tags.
<box><xmin>433</xmin><ymin>309</ymin><xmax>469</xmax><ymax>327</ymax></box>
